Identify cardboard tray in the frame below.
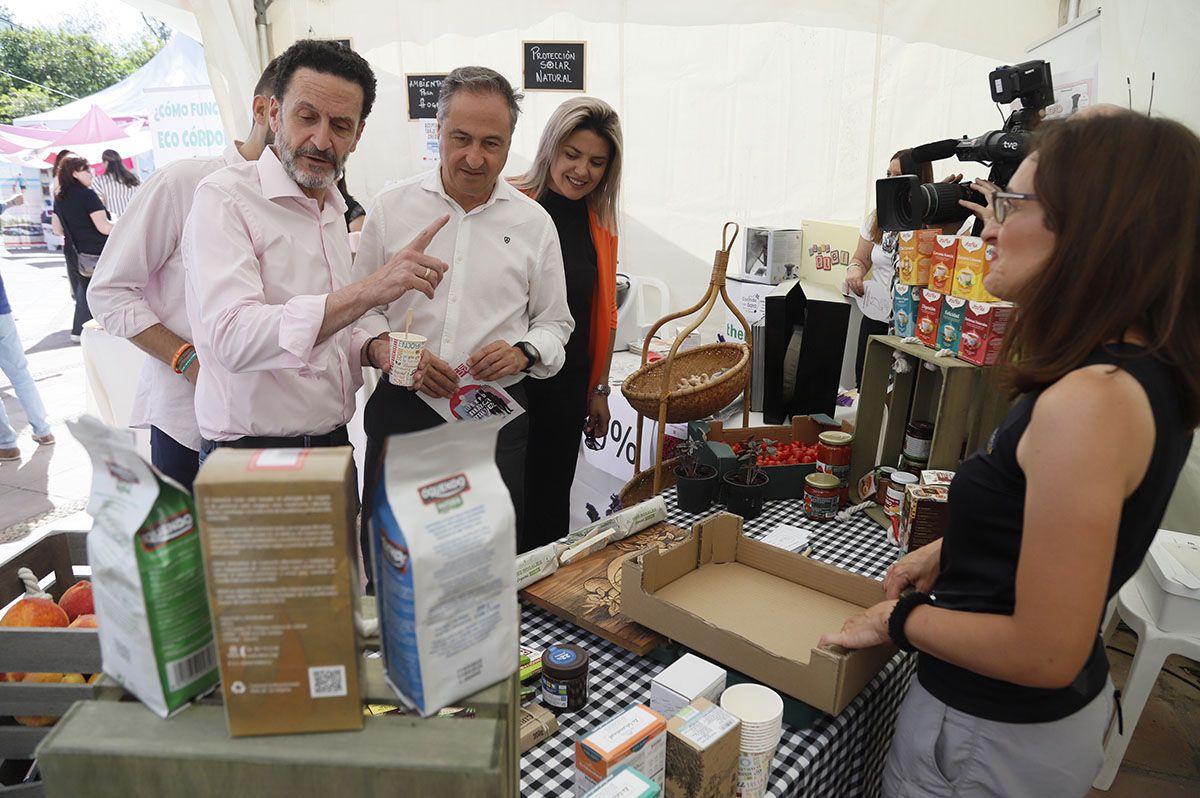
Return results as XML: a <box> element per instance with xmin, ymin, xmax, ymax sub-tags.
<box><xmin>621</xmin><ymin>513</ymin><xmax>895</xmax><ymax>715</ymax></box>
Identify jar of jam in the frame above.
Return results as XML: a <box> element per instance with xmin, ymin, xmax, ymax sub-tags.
<box><xmin>815</xmin><ymin>431</ymin><xmax>853</xmax><ymax>506</ymax></box>
<box><xmin>903</xmin><ymin>421</ymin><xmax>934</xmax><ymax>460</ymax></box>
<box><xmin>541</xmin><ymin>643</ymin><xmax>589</xmax><ymax>713</ymax></box>
<box><xmin>804</xmin><ymin>473</ymin><xmax>841</xmax><ymax>521</ymax></box>
<box><xmin>874</xmin><ymin>466</ymin><xmax>897</xmax><ymax>505</ymax></box>
<box><xmin>899</xmin><ymin>452</ymin><xmax>928</xmax><ymax>476</ymax></box>
<box><xmin>885</xmin><ymin>471</ymin><xmax>918</xmax><ymax>517</ymax></box>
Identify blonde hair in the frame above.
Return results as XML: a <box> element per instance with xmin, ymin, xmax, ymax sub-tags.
<box><xmin>513</xmin><ymin>97</ymin><xmax>623</xmax><ymax>233</ymax></box>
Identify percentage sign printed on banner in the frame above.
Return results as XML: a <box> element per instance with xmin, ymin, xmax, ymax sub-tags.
<box><xmin>609</xmin><ymin>418</ymin><xmax>636</xmax><ymax>465</ymax></box>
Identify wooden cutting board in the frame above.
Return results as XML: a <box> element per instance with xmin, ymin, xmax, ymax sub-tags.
<box><xmin>519</xmin><ymin>521</ymin><xmax>692</xmax><ymax>655</ymax></box>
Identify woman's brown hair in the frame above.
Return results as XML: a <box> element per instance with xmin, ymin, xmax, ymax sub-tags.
<box><xmin>1001</xmin><ymin>111</ymin><xmax>1200</xmax><ymax>428</ymax></box>
<box><xmin>54</xmin><ymin>156</ymin><xmax>91</xmax><ymax>202</ymax></box>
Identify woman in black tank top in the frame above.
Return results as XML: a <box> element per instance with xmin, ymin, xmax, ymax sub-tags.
<box><xmin>822</xmin><ymin>111</ymin><xmax>1200</xmax><ymax>797</ymax></box>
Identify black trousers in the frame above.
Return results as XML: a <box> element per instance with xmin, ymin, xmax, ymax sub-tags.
<box><xmin>360</xmin><ymin>379</ymin><xmax>529</xmax><ymax>590</ymax></box>
<box><xmin>521</xmin><ymin>366</ymin><xmax>590</xmax><ymax>553</ymax></box>
<box><xmin>855</xmin><ymin>317</ymin><xmax>890</xmax><ymax>387</ymax></box>
<box><xmin>73</xmin><ymin>273</ymin><xmax>92</xmax><ymax>337</ymax></box>
<box><xmin>150</xmin><ymin>426</ymin><xmax>200</xmax><ymax>493</ymax></box>
<box><xmin>63</xmin><ymin>237</ymin><xmax>80</xmax><ymax>300</ymax></box>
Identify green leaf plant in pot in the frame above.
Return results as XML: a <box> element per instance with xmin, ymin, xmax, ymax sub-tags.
<box><xmin>722</xmin><ymin>436</ymin><xmax>772</xmax><ymax>520</ymax></box>
<box><xmin>673</xmin><ymin>438</ymin><xmax>718</xmax><ymax>514</ymax></box>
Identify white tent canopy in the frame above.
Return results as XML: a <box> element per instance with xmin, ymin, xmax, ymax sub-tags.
<box><xmin>14</xmin><ymin>34</ymin><xmax>211</xmax><ymax>129</ymax></box>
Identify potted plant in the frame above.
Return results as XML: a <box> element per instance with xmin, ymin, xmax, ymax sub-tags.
<box><xmin>722</xmin><ymin>436</ymin><xmax>772</xmax><ymax>520</ymax></box>
<box><xmin>673</xmin><ymin>438</ymin><xmax>718</xmax><ymax>513</ymax></box>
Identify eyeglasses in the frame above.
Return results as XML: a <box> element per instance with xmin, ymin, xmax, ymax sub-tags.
<box><xmin>992</xmin><ymin>191</ymin><xmax>1039</xmax><ymax>224</ymax></box>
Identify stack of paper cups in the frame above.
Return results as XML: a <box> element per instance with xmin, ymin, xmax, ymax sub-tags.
<box><xmin>721</xmin><ymin>683</ymin><xmax>785</xmax><ymax>798</ymax></box>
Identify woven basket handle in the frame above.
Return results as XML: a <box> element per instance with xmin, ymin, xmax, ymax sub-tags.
<box><xmin>710</xmin><ymin>222</ymin><xmax>740</xmax><ymax>287</ymax></box>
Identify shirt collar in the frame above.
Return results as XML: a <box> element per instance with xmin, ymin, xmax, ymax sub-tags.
<box><xmin>257</xmin><ymin>146</ymin><xmax>347</xmax><ymax>215</ymax></box>
<box><xmin>422</xmin><ymin>166</ymin><xmax>512</xmax><ymax>214</ymax></box>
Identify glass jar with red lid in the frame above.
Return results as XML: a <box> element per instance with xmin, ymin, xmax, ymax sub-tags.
<box><xmin>816</xmin><ymin>431</ymin><xmax>853</xmax><ymax>506</ymax></box>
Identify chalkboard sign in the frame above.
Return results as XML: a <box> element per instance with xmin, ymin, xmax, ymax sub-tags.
<box><xmin>523</xmin><ymin>41</ymin><xmax>586</xmax><ymax>92</ymax></box>
<box><xmin>406</xmin><ymin>74</ymin><xmax>447</xmax><ymax>120</ymax></box>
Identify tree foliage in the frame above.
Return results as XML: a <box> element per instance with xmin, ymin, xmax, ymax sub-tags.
<box><xmin>0</xmin><ymin>16</ymin><xmax>164</xmax><ymax>123</ymax></box>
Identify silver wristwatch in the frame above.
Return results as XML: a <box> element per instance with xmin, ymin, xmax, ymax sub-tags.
<box><xmin>593</xmin><ymin>383</ymin><xmax>611</xmax><ymax>396</ymax></box>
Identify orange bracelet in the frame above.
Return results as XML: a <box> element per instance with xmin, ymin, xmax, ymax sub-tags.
<box><xmin>170</xmin><ymin>343</ymin><xmax>195</xmax><ymax>372</ymax></box>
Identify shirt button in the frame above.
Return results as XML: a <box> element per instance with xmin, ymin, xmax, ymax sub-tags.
<box><xmin>456</xmin><ymin>254</ymin><xmax>464</xmax><ymax>263</ymax></box>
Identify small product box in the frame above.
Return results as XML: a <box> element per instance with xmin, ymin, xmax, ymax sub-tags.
<box><xmin>936</xmin><ymin>295</ymin><xmax>969</xmax><ymax>352</ymax></box>
<box><xmin>900</xmin><ymin>484</ymin><xmax>950</xmax><ymax>554</ymax></box>
<box><xmin>650</xmin><ymin>653</ymin><xmax>727</xmax><ymax>721</ymax></box>
<box><xmin>928</xmin><ymin>235</ymin><xmax>958</xmax><ymax>294</ymax></box>
<box><xmin>896</xmin><ymin>230</ymin><xmax>934</xmax><ymax>286</ymax></box>
<box><xmin>958</xmin><ymin>301</ymin><xmax>1016</xmax><ymax>366</ymax></box>
<box><xmin>920</xmin><ymin>469</ymin><xmax>955</xmax><ymax>487</ymax></box>
<box><xmin>519</xmin><ymin>703</ymin><xmax>560</xmax><ymax>754</ymax></box>
<box><xmin>575</xmin><ymin>704</ymin><xmax>668</xmax><ymax>795</ymax></box>
<box><xmin>582</xmin><ymin>767</ymin><xmax>662</xmax><ymax>798</ymax></box>
<box><xmin>664</xmin><ymin>697</ymin><xmax>741</xmax><ymax>798</ymax></box>
<box><xmin>914</xmin><ymin>289</ymin><xmax>945</xmax><ymax>348</ymax></box>
<box><xmin>892</xmin><ymin>284</ymin><xmax>920</xmax><ymax>338</ymax></box>
<box><xmin>741</xmin><ymin>227</ymin><xmax>803</xmax><ymax>285</ymax></box>
<box><xmin>951</xmin><ymin>237</ymin><xmax>998</xmax><ymax>302</ymax></box>
<box><xmin>194</xmin><ymin>447</ymin><xmax>363</xmax><ymax>737</ymax></box>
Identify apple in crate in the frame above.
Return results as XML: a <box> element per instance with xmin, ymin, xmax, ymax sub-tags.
<box><xmin>58</xmin><ymin>580</ymin><xmax>93</xmax><ymax>622</ymax></box>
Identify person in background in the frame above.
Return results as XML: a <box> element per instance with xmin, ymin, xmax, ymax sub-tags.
<box><xmin>86</xmin><ymin>59</ymin><xmax>280</xmax><ymax>491</ymax></box>
<box><xmin>93</xmin><ymin>149</ymin><xmax>141</xmax><ymax>218</ymax></box>
<box><xmin>0</xmin><ymin>192</ymin><xmax>55</xmax><ymax>461</ymax></box>
<box><xmin>183</xmin><ymin>40</ymin><xmax>444</xmax><ymax>460</ymax></box>
<box><xmin>353</xmin><ymin>66</ymin><xmax>573</xmax><ymax>567</ymax></box>
<box><xmin>51</xmin><ymin>156</ymin><xmax>111</xmax><ymax>342</ymax></box>
<box><xmin>50</xmin><ymin>149</ymin><xmax>80</xmax><ymax>303</ymax></box>
<box><xmin>844</xmin><ymin>150</ymin><xmax>961</xmax><ymax>385</ymax></box>
<box><xmin>510</xmin><ymin>97</ymin><xmax>622</xmax><ymax>551</ymax></box>
<box><xmin>822</xmin><ymin>110</ymin><xmax>1199</xmax><ymax>797</ymax></box>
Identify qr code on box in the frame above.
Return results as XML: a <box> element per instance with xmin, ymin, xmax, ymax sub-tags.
<box><xmin>308</xmin><ymin>665</ymin><xmax>348</xmax><ymax>698</ymax></box>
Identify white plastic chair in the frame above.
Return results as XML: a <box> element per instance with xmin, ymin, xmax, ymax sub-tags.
<box><xmin>1093</xmin><ymin>564</ymin><xmax>1200</xmax><ymax>790</ymax></box>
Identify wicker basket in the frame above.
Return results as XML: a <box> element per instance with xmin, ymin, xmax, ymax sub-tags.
<box><xmin>619</xmin><ymin>457</ymin><xmax>682</xmax><ymax>507</ymax></box>
<box><xmin>621</xmin><ymin>343</ymin><xmax>750</xmax><ymax>423</ymax></box>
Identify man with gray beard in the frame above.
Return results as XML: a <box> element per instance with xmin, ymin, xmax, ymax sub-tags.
<box><xmin>183</xmin><ymin>40</ymin><xmax>449</xmax><ymax>450</ymax></box>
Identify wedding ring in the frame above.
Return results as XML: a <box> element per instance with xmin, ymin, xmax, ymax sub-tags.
<box><xmin>425</xmin><ymin>267</ymin><xmax>432</xmax><ymax>280</ymax></box>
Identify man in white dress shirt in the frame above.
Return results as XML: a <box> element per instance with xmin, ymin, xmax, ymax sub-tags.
<box><xmin>354</xmin><ymin>66</ymin><xmax>573</xmax><ymax>560</ymax></box>
<box><xmin>86</xmin><ymin>59</ymin><xmax>280</xmax><ymax>490</ymax></box>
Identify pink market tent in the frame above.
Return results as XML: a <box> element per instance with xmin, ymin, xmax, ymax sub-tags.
<box><xmin>32</xmin><ymin>106</ymin><xmax>152</xmax><ymax>168</ymax></box>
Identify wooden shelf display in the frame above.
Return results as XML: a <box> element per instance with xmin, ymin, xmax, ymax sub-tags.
<box><xmin>849</xmin><ymin>335</ymin><xmax>1011</xmax><ymax>490</ymax></box>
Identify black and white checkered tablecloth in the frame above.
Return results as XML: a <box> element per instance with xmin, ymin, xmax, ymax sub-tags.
<box><xmin>519</xmin><ymin>488</ymin><xmax>917</xmax><ymax>797</ymax></box>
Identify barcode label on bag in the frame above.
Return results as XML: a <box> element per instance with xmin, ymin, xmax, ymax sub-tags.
<box><xmin>308</xmin><ymin>665</ymin><xmax>348</xmax><ymax>698</ymax></box>
<box><xmin>166</xmin><ymin>643</ymin><xmax>217</xmax><ymax>693</ymax></box>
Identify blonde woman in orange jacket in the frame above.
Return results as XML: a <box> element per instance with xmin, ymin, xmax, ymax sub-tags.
<box><xmin>512</xmin><ymin>97</ymin><xmax>622</xmax><ymax>551</ymax></box>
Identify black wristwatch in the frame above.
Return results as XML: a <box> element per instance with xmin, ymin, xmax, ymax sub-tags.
<box><xmin>888</xmin><ymin>591</ymin><xmax>934</xmax><ymax>653</ymax></box>
<box><xmin>516</xmin><ymin>341</ymin><xmax>538</xmax><ymax>372</ymax></box>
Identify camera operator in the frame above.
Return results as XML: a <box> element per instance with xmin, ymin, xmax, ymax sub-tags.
<box><xmin>823</xmin><ymin>109</ymin><xmax>1199</xmax><ymax>797</ymax></box>
<box><xmin>845</xmin><ymin>150</ymin><xmax>961</xmax><ymax>385</ymax></box>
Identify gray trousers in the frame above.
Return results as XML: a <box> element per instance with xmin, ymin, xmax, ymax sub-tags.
<box><xmin>883</xmin><ymin>677</ymin><xmax>1114</xmax><ymax>798</ymax></box>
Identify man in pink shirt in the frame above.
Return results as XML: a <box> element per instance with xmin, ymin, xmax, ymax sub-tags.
<box><xmin>183</xmin><ymin>39</ymin><xmax>448</xmax><ymax>457</ymax></box>
<box><xmin>87</xmin><ymin>59</ymin><xmax>281</xmax><ymax>491</ymax></box>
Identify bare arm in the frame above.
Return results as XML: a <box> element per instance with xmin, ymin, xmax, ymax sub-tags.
<box><xmin>845</xmin><ymin>235</ymin><xmax>876</xmax><ymax>296</ymax></box>
<box><xmin>824</xmin><ymin>366</ymin><xmax>1154</xmax><ymax>689</ymax></box>
<box><xmin>130</xmin><ymin>323</ymin><xmax>199</xmax><ymax>385</ymax></box>
<box><xmin>90</xmin><ymin>210</ymin><xmax>114</xmax><ymax>236</ymax></box>
<box><xmin>51</xmin><ymin>213</ymin><xmax>63</xmax><ymax>236</ymax></box>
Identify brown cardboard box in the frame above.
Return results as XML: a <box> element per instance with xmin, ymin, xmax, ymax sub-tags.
<box><xmin>622</xmin><ymin>513</ymin><xmax>895</xmax><ymax>715</ymax></box>
<box><xmin>665</xmin><ymin>697</ymin><xmax>740</xmax><ymax>798</ymax></box>
<box><xmin>519</xmin><ymin>703</ymin><xmax>559</xmax><ymax>754</ymax></box>
<box><xmin>194</xmin><ymin>447</ymin><xmax>363</xmax><ymax>736</ymax></box>
<box><xmin>900</xmin><ymin>484</ymin><xmax>949</xmax><ymax>554</ymax></box>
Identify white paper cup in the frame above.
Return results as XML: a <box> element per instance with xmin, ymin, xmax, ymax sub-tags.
<box><xmin>736</xmin><ymin>747</ymin><xmax>777</xmax><ymax>797</ymax></box>
<box><xmin>387</xmin><ymin>332</ymin><xmax>427</xmax><ymax>387</ymax></box>
<box><xmin>721</xmin><ymin>684</ymin><xmax>784</xmax><ymax>728</ymax></box>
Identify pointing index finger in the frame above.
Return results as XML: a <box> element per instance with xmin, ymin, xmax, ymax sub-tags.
<box><xmin>407</xmin><ymin>214</ymin><xmax>450</xmax><ymax>253</ymax></box>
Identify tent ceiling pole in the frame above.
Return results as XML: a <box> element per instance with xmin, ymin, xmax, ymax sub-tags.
<box><xmin>255</xmin><ymin>0</ymin><xmax>276</xmax><ymax>66</ymax></box>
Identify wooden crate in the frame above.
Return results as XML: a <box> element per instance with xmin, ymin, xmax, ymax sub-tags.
<box><xmin>849</xmin><ymin>336</ymin><xmax>1011</xmax><ymax>494</ymax></box>
<box><xmin>35</xmin><ymin>597</ymin><xmax>520</xmax><ymax>798</ymax></box>
<box><xmin>0</xmin><ymin>532</ymin><xmax>99</xmax><ymax>798</ymax></box>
